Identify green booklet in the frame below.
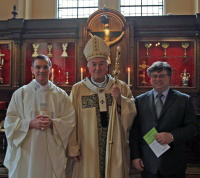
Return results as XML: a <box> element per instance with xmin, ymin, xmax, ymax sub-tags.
<box><xmin>143</xmin><ymin>127</ymin><xmax>170</xmax><ymax>157</ymax></box>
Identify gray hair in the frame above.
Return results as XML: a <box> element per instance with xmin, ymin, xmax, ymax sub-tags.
<box><xmin>147</xmin><ymin>61</ymin><xmax>172</xmax><ymax>76</ymax></box>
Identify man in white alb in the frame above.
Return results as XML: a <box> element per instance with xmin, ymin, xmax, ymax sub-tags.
<box><xmin>4</xmin><ymin>54</ymin><xmax>75</xmax><ymax>178</ymax></box>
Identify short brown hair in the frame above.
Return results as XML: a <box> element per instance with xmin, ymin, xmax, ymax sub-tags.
<box><xmin>32</xmin><ymin>54</ymin><xmax>52</xmax><ymax>67</ymax></box>
<box><xmin>147</xmin><ymin>61</ymin><xmax>172</xmax><ymax>76</ymax></box>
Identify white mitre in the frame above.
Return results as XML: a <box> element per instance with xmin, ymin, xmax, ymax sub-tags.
<box><xmin>83</xmin><ymin>35</ymin><xmax>110</xmax><ymax>61</ymax></box>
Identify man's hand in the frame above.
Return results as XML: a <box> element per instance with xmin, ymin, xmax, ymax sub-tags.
<box><xmin>70</xmin><ymin>156</ymin><xmax>81</xmax><ymax>162</ymax></box>
<box><xmin>111</xmin><ymin>84</ymin><xmax>121</xmax><ymax>106</ymax></box>
<box><xmin>156</xmin><ymin>132</ymin><xmax>174</xmax><ymax>144</ymax></box>
<box><xmin>30</xmin><ymin>115</ymin><xmax>53</xmax><ymax>131</ymax></box>
<box><xmin>132</xmin><ymin>158</ymin><xmax>144</xmax><ymax>171</ymax></box>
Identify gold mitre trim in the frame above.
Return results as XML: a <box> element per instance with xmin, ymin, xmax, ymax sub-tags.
<box><xmin>83</xmin><ymin>35</ymin><xmax>110</xmax><ymax>61</ymax></box>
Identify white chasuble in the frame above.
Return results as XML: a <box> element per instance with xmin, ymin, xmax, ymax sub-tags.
<box><xmin>4</xmin><ymin>80</ymin><xmax>75</xmax><ymax>178</ymax></box>
<box><xmin>68</xmin><ymin>75</ymin><xmax>137</xmax><ymax>178</ymax></box>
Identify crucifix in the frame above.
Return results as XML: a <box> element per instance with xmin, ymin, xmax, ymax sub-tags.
<box><xmin>0</xmin><ymin>49</ymin><xmax>5</xmax><ymax>84</ymax></box>
<box><xmin>139</xmin><ymin>61</ymin><xmax>149</xmax><ymax>86</ymax></box>
<box><xmin>88</xmin><ymin>30</ymin><xmax>124</xmax><ymax>65</ymax></box>
<box><xmin>88</xmin><ymin>6</ymin><xmax>124</xmax><ymax>65</ymax></box>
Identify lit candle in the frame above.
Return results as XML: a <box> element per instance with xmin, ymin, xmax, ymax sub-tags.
<box><xmin>128</xmin><ymin>67</ymin><xmax>130</xmax><ymax>86</ymax></box>
<box><xmin>81</xmin><ymin>68</ymin><xmax>83</xmax><ymax>80</ymax></box>
<box><xmin>51</xmin><ymin>68</ymin><xmax>54</xmax><ymax>83</ymax></box>
<box><xmin>59</xmin><ymin>70</ymin><xmax>61</xmax><ymax>83</ymax></box>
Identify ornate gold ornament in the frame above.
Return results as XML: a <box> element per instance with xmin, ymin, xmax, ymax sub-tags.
<box><xmin>139</xmin><ymin>61</ymin><xmax>149</xmax><ymax>85</ymax></box>
<box><xmin>65</xmin><ymin>72</ymin><xmax>69</xmax><ymax>84</ymax></box>
<box><xmin>181</xmin><ymin>42</ymin><xmax>189</xmax><ymax>57</ymax></box>
<box><xmin>144</xmin><ymin>42</ymin><xmax>152</xmax><ymax>56</ymax></box>
<box><xmin>47</xmin><ymin>44</ymin><xmax>53</xmax><ymax>57</ymax></box>
<box><xmin>180</xmin><ymin>69</ymin><xmax>190</xmax><ymax>86</ymax></box>
<box><xmin>161</xmin><ymin>42</ymin><xmax>169</xmax><ymax>57</ymax></box>
<box><xmin>61</xmin><ymin>43</ymin><xmax>68</xmax><ymax>57</ymax></box>
<box><xmin>0</xmin><ymin>49</ymin><xmax>5</xmax><ymax>84</ymax></box>
<box><xmin>32</xmin><ymin>43</ymin><xmax>39</xmax><ymax>57</ymax></box>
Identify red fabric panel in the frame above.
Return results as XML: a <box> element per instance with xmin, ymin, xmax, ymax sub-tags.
<box><xmin>138</xmin><ymin>41</ymin><xmax>195</xmax><ymax>87</ymax></box>
<box><xmin>25</xmin><ymin>42</ymin><xmax>76</xmax><ymax>85</ymax></box>
<box><xmin>0</xmin><ymin>44</ymin><xmax>11</xmax><ymax>85</ymax></box>
<box><xmin>0</xmin><ymin>101</ymin><xmax>8</xmax><ymax>110</ymax></box>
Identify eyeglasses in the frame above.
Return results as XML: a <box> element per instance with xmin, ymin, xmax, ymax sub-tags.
<box><xmin>33</xmin><ymin>65</ymin><xmax>50</xmax><ymax>71</ymax></box>
<box><xmin>150</xmin><ymin>74</ymin><xmax>168</xmax><ymax>79</ymax></box>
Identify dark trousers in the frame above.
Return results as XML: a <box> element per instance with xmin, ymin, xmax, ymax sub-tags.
<box><xmin>141</xmin><ymin>170</ymin><xmax>185</xmax><ymax>178</ymax></box>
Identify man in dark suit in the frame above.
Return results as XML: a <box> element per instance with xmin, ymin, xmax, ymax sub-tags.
<box><xmin>129</xmin><ymin>61</ymin><xmax>199</xmax><ymax>178</ymax></box>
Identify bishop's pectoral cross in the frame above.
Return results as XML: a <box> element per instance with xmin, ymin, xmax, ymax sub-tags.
<box><xmin>100</xmin><ymin>100</ymin><xmax>105</xmax><ymax>105</ymax></box>
<box><xmin>0</xmin><ymin>49</ymin><xmax>5</xmax><ymax>84</ymax></box>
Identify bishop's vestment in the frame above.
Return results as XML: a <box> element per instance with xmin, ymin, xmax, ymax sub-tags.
<box><xmin>68</xmin><ymin>75</ymin><xmax>137</xmax><ymax>178</ymax></box>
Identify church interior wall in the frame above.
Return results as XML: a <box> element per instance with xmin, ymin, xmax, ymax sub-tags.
<box><xmin>0</xmin><ymin>0</ymin><xmax>199</xmax><ymax>20</ymax></box>
<box><xmin>0</xmin><ymin>0</ymin><xmax>200</xmax><ymax>177</ymax></box>
<box><xmin>165</xmin><ymin>0</ymin><xmax>196</xmax><ymax>15</ymax></box>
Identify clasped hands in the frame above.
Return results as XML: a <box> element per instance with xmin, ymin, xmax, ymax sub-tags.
<box><xmin>30</xmin><ymin>115</ymin><xmax>53</xmax><ymax>131</ymax></box>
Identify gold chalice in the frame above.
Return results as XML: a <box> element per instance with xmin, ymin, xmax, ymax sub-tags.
<box><xmin>181</xmin><ymin>42</ymin><xmax>189</xmax><ymax>57</ymax></box>
<box><xmin>61</xmin><ymin>43</ymin><xmax>68</xmax><ymax>57</ymax></box>
<box><xmin>32</xmin><ymin>43</ymin><xmax>39</xmax><ymax>57</ymax></box>
<box><xmin>161</xmin><ymin>42</ymin><xmax>169</xmax><ymax>57</ymax></box>
<box><xmin>144</xmin><ymin>42</ymin><xmax>152</xmax><ymax>56</ymax></box>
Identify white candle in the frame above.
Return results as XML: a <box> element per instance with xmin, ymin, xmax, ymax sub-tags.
<box><xmin>59</xmin><ymin>70</ymin><xmax>61</xmax><ymax>83</ymax></box>
<box><xmin>51</xmin><ymin>68</ymin><xmax>54</xmax><ymax>83</ymax></box>
<box><xmin>128</xmin><ymin>67</ymin><xmax>130</xmax><ymax>86</ymax></box>
<box><xmin>81</xmin><ymin>68</ymin><xmax>83</xmax><ymax>80</ymax></box>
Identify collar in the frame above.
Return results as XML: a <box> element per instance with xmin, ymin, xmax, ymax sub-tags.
<box><xmin>83</xmin><ymin>74</ymin><xmax>114</xmax><ymax>93</ymax></box>
<box><xmin>33</xmin><ymin>79</ymin><xmax>50</xmax><ymax>91</ymax></box>
<box><xmin>90</xmin><ymin>75</ymin><xmax>108</xmax><ymax>88</ymax></box>
<box><xmin>153</xmin><ymin>87</ymin><xmax>170</xmax><ymax>99</ymax></box>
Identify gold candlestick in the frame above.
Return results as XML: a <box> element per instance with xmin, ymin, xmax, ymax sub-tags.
<box><xmin>61</xmin><ymin>43</ymin><xmax>68</xmax><ymax>57</ymax></box>
<box><xmin>47</xmin><ymin>44</ymin><xmax>53</xmax><ymax>57</ymax></box>
<box><xmin>0</xmin><ymin>59</ymin><xmax>4</xmax><ymax>66</ymax></box>
<box><xmin>0</xmin><ymin>50</ymin><xmax>5</xmax><ymax>84</ymax></box>
<box><xmin>139</xmin><ymin>61</ymin><xmax>149</xmax><ymax>85</ymax></box>
<box><xmin>32</xmin><ymin>43</ymin><xmax>39</xmax><ymax>57</ymax></box>
<box><xmin>181</xmin><ymin>42</ymin><xmax>189</xmax><ymax>57</ymax></box>
<box><xmin>161</xmin><ymin>42</ymin><xmax>169</xmax><ymax>57</ymax></box>
<box><xmin>65</xmin><ymin>72</ymin><xmax>69</xmax><ymax>84</ymax></box>
<box><xmin>144</xmin><ymin>42</ymin><xmax>152</xmax><ymax>56</ymax></box>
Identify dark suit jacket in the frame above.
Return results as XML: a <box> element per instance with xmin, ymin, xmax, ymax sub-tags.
<box><xmin>129</xmin><ymin>88</ymin><xmax>199</xmax><ymax>175</ymax></box>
